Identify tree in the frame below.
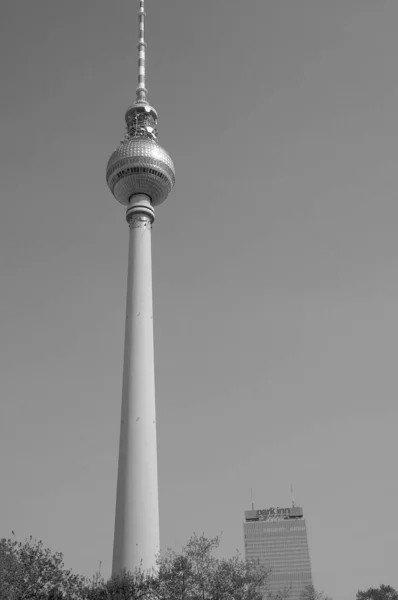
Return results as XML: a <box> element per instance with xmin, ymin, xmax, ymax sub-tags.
<box><xmin>356</xmin><ymin>585</ymin><xmax>398</xmax><ymax>600</ymax></box>
<box><xmin>84</xmin><ymin>569</ymin><xmax>153</xmax><ymax>600</ymax></box>
<box><xmin>299</xmin><ymin>584</ymin><xmax>331</xmax><ymax>600</ymax></box>
<box><xmin>0</xmin><ymin>532</ymin><xmax>282</xmax><ymax>600</ymax></box>
<box><xmin>267</xmin><ymin>593</ymin><xmax>292</xmax><ymax>600</ymax></box>
<box><xmin>0</xmin><ymin>533</ymin><xmax>86</xmax><ymax>600</ymax></box>
<box><xmin>152</xmin><ymin>533</ymin><xmax>271</xmax><ymax>600</ymax></box>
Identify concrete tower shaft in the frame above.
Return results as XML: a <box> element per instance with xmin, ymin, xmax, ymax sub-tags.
<box><xmin>112</xmin><ymin>196</ymin><xmax>159</xmax><ymax>574</ymax></box>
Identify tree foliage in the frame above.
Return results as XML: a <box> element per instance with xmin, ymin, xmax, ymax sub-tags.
<box><xmin>299</xmin><ymin>584</ymin><xmax>331</xmax><ymax>600</ymax></box>
<box><xmin>152</xmin><ymin>533</ymin><xmax>270</xmax><ymax>600</ymax></box>
<box><xmin>85</xmin><ymin>570</ymin><xmax>153</xmax><ymax>600</ymax></box>
<box><xmin>0</xmin><ymin>533</ymin><xmax>86</xmax><ymax>599</ymax></box>
<box><xmin>0</xmin><ymin>532</ymin><xmax>274</xmax><ymax>600</ymax></box>
<box><xmin>356</xmin><ymin>585</ymin><xmax>398</xmax><ymax>600</ymax></box>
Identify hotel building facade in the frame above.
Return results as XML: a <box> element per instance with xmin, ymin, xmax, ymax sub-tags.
<box><xmin>243</xmin><ymin>505</ymin><xmax>313</xmax><ymax>600</ymax></box>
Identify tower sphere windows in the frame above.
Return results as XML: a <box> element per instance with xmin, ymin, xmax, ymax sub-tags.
<box><xmin>106</xmin><ymin>138</ymin><xmax>175</xmax><ymax>206</ymax></box>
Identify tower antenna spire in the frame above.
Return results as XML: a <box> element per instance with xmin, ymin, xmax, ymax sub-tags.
<box><xmin>136</xmin><ymin>0</ymin><xmax>148</xmax><ymax>104</ymax></box>
<box><xmin>291</xmin><ymin>484</ymin><xmax>296</xmax><ymax>508</ymax></box>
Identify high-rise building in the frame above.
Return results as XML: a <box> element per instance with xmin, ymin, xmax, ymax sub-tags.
<box><xmin>106</xmin><ymin>0</ymin><xmax>175</xmax><ymax>575</ymax></box>
<box><xmin>243</xmin><ymin>504</ymin><xmax>313</xmax><ymax>600</ymax></box>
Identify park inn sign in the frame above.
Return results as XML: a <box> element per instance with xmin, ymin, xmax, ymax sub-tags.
<box><xmin>244</xmin><ymin>505</ymin><xmax>304</xmax><ymax>522</ymax></box>
<box><xmin>258</xmin><ymin>507</ymin><xmax>290</xmax><ymax>519</ymax></box>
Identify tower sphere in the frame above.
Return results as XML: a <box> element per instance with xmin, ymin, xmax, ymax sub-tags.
<box><xmin>106</xmin><ymin>137</ymin><xmax>175</xmax><ymax>207</ymax></box>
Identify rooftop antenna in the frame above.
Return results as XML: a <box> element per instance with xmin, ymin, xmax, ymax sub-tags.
<box><xmin>251</xmin><ymin>487</ymin><xmax>255</xmax><ymax>510</ymax></box>
<box><xmin>136</xmin><ymin>0</ymin><xmax>148</xmax><ymax>104</ymax></box>
<box><xmin>291</xmin><ymin>484</ymin><xmax>296</xmax><ymax>508</ymax></box>
<box><xmin>136</xmin><ymin>0</ymin><xmax>148</xmax><ymax>105</ymax></box>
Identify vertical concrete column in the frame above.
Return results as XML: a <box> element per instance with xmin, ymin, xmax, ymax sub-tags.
<box><xmin>112</xmin><ymin>194</ymin><xmax>159</xmax><ymax>575</ymax></box>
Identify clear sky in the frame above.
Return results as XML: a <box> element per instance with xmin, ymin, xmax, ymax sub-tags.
<box><xmin>1</xmin><ymin>1</ymin><xmax>397</xmax><ymax>598</ymax></box>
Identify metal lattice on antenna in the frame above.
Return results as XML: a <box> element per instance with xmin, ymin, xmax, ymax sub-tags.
<box><xmin>120</xmin><ymin>0</ymin><xmax>160</xmax><ymax>141</ymax></box>
<box><xmin>136</xmin><ymin>0</ymin><xmax>148</xmax><ymax>104</ymax></box>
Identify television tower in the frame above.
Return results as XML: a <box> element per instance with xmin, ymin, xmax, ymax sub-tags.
<box><xmin>106</xmin><ymin>0</ymin><xmax>175</xmax><ymax>575</ymax></box>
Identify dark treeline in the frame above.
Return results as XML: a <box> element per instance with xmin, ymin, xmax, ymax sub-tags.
<box><xmin>1</xmin><ymin>531</ymin><xmax>395</xmax><ymax>600</ymax></box>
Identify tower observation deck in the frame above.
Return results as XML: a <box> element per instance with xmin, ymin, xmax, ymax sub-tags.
<box><xmin>106</xmin><ymin>0</ymin><xmax>175</xmax><ymax>575</ymax></box>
